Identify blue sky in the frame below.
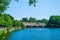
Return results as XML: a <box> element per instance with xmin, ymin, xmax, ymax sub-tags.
<box><xmin>5</xmin><ymin>0</ymin><xmax>60</xmax><ymax>20</ymax></box>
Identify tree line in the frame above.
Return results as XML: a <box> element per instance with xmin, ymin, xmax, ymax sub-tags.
<box><xmin>0</xmin><ymin>14</ymin><xmax>48</xmax><ymax>28</ymax></box>
<box><xmin>0</xmin><ymin>13</ymin><xmax>24</xmax><ymax>28</ymax></box>
<box><xmin>20</xmin><ymin>17</ymin><xmax>48</xmax><ymax>23</ymax></box>
<box><xmin>20</xmin><ymin>16</ymin><xmax>60</xmax><ymax>28</ymax></box>
<box><xmin>0</xmin><ymin>13</ymin><xmax>60</xmax><ymax>28</ymax></box>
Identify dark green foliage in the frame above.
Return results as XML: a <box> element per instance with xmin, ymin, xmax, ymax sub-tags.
<box><xmin>29</xmin><ymin>0</ymin><xmax>37</xmax><ymax>7</ymax></box>
<box><xmin>20</xmin><ymin>22</ymin><xmax>24</xmax><ymax>27</ymax></box>
<box><xmin>36</xmin><ymin>20</ymin><xmax>42</xmax><ymax>22</ymax></box>
<box><xmin>0</xmin><ymin>30</ymin><xmax>7</xmax><ymax>40</ymax></box>
<box><xmin>0</xmin><ymin>0</ymin><xmax>10</xmax><ymax>13</ymax></box>
<box><xmin>6</xmin><ymin>14</ymin><xmax>14</xmax><ymax>20</ymax></box>
<box><xmin>0</xmin><ymin>0</ymin><xmax>37</xmax><ymax>28</ymax></box>
<box><xmin>0</xmin><ymin>14</ymin><xmax>13</xmax><ymax>27</ymax></box>
<box><xmin>0</xmin><ymin>14</ymin><xmax>5</xmax><ymax>27</ymax></box>
<box><xmin>46</xmin><ymin>16</ymin><xmax>60</xmax><ymax>28</ymax></box>
<box><xmin>13</xmin><ymin>20</ymin><xmax>24</xmax><ymax>29</ymax></box>
<box><xmin>0</xmin><ymin>13</ymin><xmax>24</xmax><ymax>28</ymax></box>
<box><xmin>22</xmin><ymin>17</ymin><xmax>28</xmax><ymax>22</ymax></box>
<box><xmin>21</xmin><ymin>17</ymin><xmax>48</xmax><ymax>23</ymax></box>
<box><xmin>3</xmin><ymin>14</ymin><xmax>13</xmax><ymax>27</ymax></box>
<box><xmin>0</xmin><ymin>16</ymin><xmax>5</xmax><ymax>27</ymax></box>
<box><xmin>41</xmin><ymin>19</ymin><xmax>48</xmax><ymax>23</ymax></box>
<box><xmin>29</xmin><ymin>17</ymin><xmax>36</xmax><ymax>22</ymax></box>
<box><xmin>0</xmin><ymin>29</ymin><xmax>11</xmax><ymax>40</ymax></box>
<box><xmin>15</xmin><ymin>0</ymin><xmax>37</xmax><ymax>7</ymax></box>
<box><xmin>13</xmin><ymin>20</ymin><xmax>20</xmax><ymax>27</ymax></box>
<box><xmin>0</xmin><ymin>0</ymin><xmax>37</xmax><ymax>13</ymax></box>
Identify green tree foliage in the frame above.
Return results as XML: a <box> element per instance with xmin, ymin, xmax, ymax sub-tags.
<box><xmin>0</xmin><ymin>0</ymin><xmax>10</xmax><ymax>13</ymax></box>
<box><xmin>20</xmin><ymin>22</ymin><xmax>24</xmax><ymax>27</ymax></box>
<box><xmin>13</xmin><ymin>20</ymin><xmax>24</xmax><ymax>28</ymax></box>
<box><xmin>3</xmin><ymin>14</ymin><xmax>13</xmax><ymax>27</ymax></box>
<box><xmin>41</xmin><ymin>19</ymin><xmax>48</xmax><ymax>23</ymax></box>
<box><xmin>0</xmin><ymin>0</ymin><xmax>37</xmax><ymax>13</ymax></box>
<box><xmin>0</xmin><ymin>0</ymin><xmax>37</xmax><ymax>28</ymax></box>
<box><xmin>0</xmin><ymin>15</ymin><xmax>5</xmax><ymax>27</ymax></box>
<box><xmin>46</xmin><ymin>16</ymin><xmax>60</xmax><ymax>28</ymax></box>
<box><xmin>0</xmin><ymin>13</ymin><xmax>24</xmax><ymax>28</ymax></box>
<box><xmin>0</xmin><ymin>30</ymin><xmax>6</xmax><ymax>40</ymax></box>
<box><xmin>6</xmin><ymin>14</ymin><xmax>14</xmax><ymax>20</ymax></box>
<box><xmin>22</xmin><ymin>17</ymin><xmax>28</xmax><ymax>22</ymax></box>
<box><xmin>36</xmin><ymin>20</ymin><xmax>41</xmax><ymax>22</ymax></box>
<box><xmin>13</xmin><ymin>20</ymin><xmax>20</xmax><ymax>27</ymax></box>
<box><xmin>21</xmin><ymin>17</ymin><xmax>48</xmax><ymax>23</ymax></box>
<box><xmin>29</xmin><ymin>17</ymin><xmax>36</xmax><ymax>22</ymax></box>
<box><xmin>29</xmin><ymin>0</ymin><xmax>37</xmax><ymax>7</ymax></box>
<box><xmin>0</xmin><ymin>14</ymin><xmax>13</xmax><ymax>27</ymax></box>
<box><xmin>16</xmin><ymin>0</ymin><xmax>37</xmax><ymax>7</ymax></box>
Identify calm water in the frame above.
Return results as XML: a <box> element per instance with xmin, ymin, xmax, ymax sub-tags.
<box><xmin>8</xmin><ymin>28</ymin><xmax>60</xmax><ymax>40</ymax></box>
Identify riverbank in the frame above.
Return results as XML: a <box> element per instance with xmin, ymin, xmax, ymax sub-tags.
<box><xmin>0</xmin><ymin>27</ymin><xmax>22</xmax><ymax>40</ymax></box>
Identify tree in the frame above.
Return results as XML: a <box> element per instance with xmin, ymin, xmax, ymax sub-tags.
<box><xmin>13</xmin><ymin>20</ymin><xmax>20</xmax><ymax>27</ymax></box>
<box><xmin>22</xmin><ymin>17</ymin><xmax>28</xmax><ymax>22</ymax></box>
<box><xmin>13</xmin><ymin>20</ymin><xmax>24</xmax><ymax>29</ymax></box>
<box><xmin>3</xmin><ymin>14</ymin><xmax>13</xmax><ymax>27</ymax></box>
<box><xmin>0</xmin><ymin>14</ymin><xmax>13</xmax><ymax>27</ymax></box>
<box><xmin>29</xmin><ymin>17</ymin><xmax>36</xmax><ymax>22</ymax></box>
<box><xmin>19</xmin><ymin>22</ymin><xmax>24</xmax><ymax>28</ymax></box>
<box><xmin>7</xmin><ymin>14</ymin><xmax>14</xmax><ymax>20</ymax></box>
<box><xmin>0</xmin><ymin>16</ymin><xmax>5</xmax><ymax>27</ymax></box>
<box><xmin>29</xmin><ymin>0</ymin><xmax>37</xmax><ymax>7</ymax></box>
<box><xmin>36</xmin><ymin>20</ymin><xmax>41</xmax><ymax>22</ymax></box>
<box><xmin>41</xmin><ymin>19</ymin><xmax>48</xmax><ymax>23</ymax></box>
<box><xmin>46</xmin><ymin>16</ymin><xmax>60</xmax><ymax>28</ymax></box>
<box><xmin>0</xmin><ymin>0</ymin><xmax>10</xmax><ymax>13</ymax></box>
<box><xmin>0</xmin><ymin>0</ymin><xmax>37</xmax><ymax>13</ymax></box>
<box><xmin>15</xmin><ymin>0</ymin><xmax>37</xmax><ymax>7</ymax></box>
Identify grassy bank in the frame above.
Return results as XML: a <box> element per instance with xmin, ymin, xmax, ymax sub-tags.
<box><xmin>0</xmin><ymin>27</ymin><xmax>22</xmax><ymax>40</ymax></box>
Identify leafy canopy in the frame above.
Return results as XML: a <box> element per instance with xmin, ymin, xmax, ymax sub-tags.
<box><xmin>0</xmin><ymin>0</ymin><xmax>10</xmax><ymax>13</ymax></box>
<box><xmin>0</xmin><ymin>0</ymin><xmax>37</xmax><ymax>13</ymax></box>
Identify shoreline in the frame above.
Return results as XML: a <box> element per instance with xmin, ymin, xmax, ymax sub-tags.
<box><xmin>0</xmin><ymin>27</ymin><xmax>23</xmax><ymax>40</ymax></box>
<box><xmin>0</xmin><ymin>27</ymin><xmax>60</xmax><ymax>40</ymax></box>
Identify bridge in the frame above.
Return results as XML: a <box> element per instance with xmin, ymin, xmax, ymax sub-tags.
<box><xmin>23</xmin><ymin>22</ymin><xmax>46</xmax><ymax>28</ymax></box>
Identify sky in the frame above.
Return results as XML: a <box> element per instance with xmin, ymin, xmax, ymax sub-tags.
<box><xmin>5</xmin><ymin>0</ymin><xmax>60</xmax><ymax>20</ymax></box>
